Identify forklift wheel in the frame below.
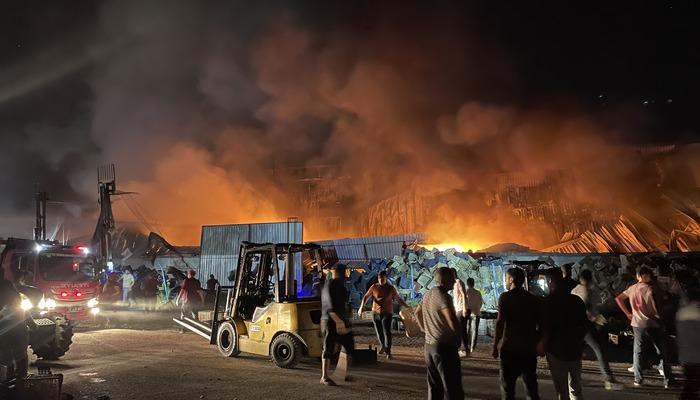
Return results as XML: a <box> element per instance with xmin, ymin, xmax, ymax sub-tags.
<box><xmin>217</xmin><ymin>321</ymin><xmax>240</xmax><ymax>357</ymax></box>
<box><xmin>270</xmin><ymin>333</ymin><xmax>303</xmax><ymax>369</ymax></box>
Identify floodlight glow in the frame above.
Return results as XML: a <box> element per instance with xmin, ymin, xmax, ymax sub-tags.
<box><xmin>20</xmin><ymin>297</ymin><xmax>33</xmax><ymax>311</ymax></box>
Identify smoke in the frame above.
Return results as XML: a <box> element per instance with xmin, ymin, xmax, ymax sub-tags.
<box><xmin>2</xmin><ymin>1</ymin><xmax>698</xmax><ymax>247</ymax></box>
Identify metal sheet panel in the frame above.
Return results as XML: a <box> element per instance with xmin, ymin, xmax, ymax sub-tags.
<box><xmin>314</xmin><ymin>233</ymin><xmax>425</xmax><ymax>265</ymax></box>
<box><xmin>199</xmin><ymin>221</ymin><xmax>303</xmax><ymax>284</ymax></box>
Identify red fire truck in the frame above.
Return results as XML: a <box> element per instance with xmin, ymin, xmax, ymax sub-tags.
<box><xmin>0</xmin><ymin>238</ymin><xmax>101</xmax><ymax>322</ymax></box>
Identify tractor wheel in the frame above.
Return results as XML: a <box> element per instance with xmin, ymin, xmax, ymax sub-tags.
<box><xmin>217</xmin><ymin>321</ymin><xmax>240</xmax><ymax>357</ymax></box>
<box><xmin>270</xmin><ymin>333</ymin><xmax>303</xmax><ymax>369</ymax></box>
<box><xmin>30</xmin><ymin>314</ymin><xmax>73</xmax><ymax>360</ymax></box>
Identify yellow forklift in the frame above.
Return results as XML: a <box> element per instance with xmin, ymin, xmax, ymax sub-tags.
<box><xmin>174</xmin><ymin>242</ymin><xmax>324</xmax><ymax>368</ymax></box>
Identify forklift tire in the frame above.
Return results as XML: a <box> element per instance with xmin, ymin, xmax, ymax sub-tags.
<box><xmin>217</xmin><ymin>321</ymin><xmax>240</xmax><ymax>357</ymax></box>
<box><xmin>30</xmin><ymin>314</ymin><xmax>73</xmax><ymax>360</ymax></box>
<box><xmin>270</xmin><ymin>333</ymin><xmax>303</xmax><ymax>369</ymax></box>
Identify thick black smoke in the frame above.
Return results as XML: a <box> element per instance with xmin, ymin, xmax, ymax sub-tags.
<box><xmin>0</xmin><ymin>1</ymin><xmax>698</xmax><ymax>244</ymax></box>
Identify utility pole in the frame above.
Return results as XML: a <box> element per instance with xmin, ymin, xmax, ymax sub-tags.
<box><xmin>33</xmin><ymin>191</ymin><xmax>48</xmax><ymax>241</ymax></box>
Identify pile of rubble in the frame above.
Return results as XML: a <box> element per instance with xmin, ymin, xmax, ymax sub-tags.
<box><xmin>343</xmin><ymin>246</ymin><xmax>700</xmax><ymax>315</ymax></box>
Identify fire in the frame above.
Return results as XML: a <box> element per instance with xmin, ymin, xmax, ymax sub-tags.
<box><xmin>420</xmin><ymin>242</ymin><xmax>482</xmax><ymax>253</ymax></box>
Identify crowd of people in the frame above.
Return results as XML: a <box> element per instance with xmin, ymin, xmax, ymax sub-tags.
<box><xmin>323</xmin><ymin>262</ymin><xmax>700</xmax><ymax>400</ymax></box>
<box><xmin>98</xmin><ymin>265</ymin><xmax>220</xmax><ymax>315</ymax></box>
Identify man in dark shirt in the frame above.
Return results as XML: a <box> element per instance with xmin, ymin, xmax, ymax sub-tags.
<box><xmin>542</xmin><ymin>269</ymin><xmax>589</xmax><ymax>400</ymax></box>
<box><xmin>206</xmin><ymin>274</ymin><xmax>219</xmax><ymax>292</ymax></box>
<box><xmin>415</xmin><ymin>267</ymin><xmax>464</xmax><ymax>400</ymax></box>
<box><xmin>320</xmin><ymin>264</ymin><xmax>354</xmax><ymax>386</ymax></box>
<box><xmin>0</xmin><ymin>270</ymin><xmax>28</xmax><ymax>380</ymax></box>
<box><xmin>561</xmin><ymin>263</ymin><xmax>578</xmax><ymax>294</ymax></box>
<box><xmin>493</xmin><ymin>267</ymin><xmax>541</xmax><ymax>400</ymax></box>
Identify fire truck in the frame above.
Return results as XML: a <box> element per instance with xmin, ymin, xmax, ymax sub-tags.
<box><xmin>0</xmin><ymin>238</ymin><xmax>100</xmax><ymax>359</ymax></box>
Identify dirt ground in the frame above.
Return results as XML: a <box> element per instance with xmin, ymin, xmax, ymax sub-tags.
<box><xmin>22</xmin><ymin>313</ymin><xmax>683</xmax><ymax>400</ymax></box>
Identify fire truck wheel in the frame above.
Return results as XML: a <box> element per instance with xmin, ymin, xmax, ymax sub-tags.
<box><xmin>217</xmin><ymin>321</ymin><xmax>240</xmax><ymax>357</ymax></box>
<box><xmin>270</xmin><ymin>333</ymin><xmax>303</xmax><ymax>369</ymax></box>
<box><xmin>30</xmin><ymin>314</ymin><xmax>73</xmax><ymax>360</ymax></box>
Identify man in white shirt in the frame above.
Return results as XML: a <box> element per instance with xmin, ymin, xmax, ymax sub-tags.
<box><xmin>120</xmin><ymin>267</ymin><xmax>135</xmax><ymax>307</ymax></box>
<box><xmin>451</xmin><ymin>270</ymin><xmax>469</xmax><ymax>357</ymax></box>
<box><xmin>616</xmin><ymin>266</ymin><xmax>674</xmax><ymax>388</ymax></box>
<box><xmin>465</xmin><ymin>278</ymin><xmax>483</xmax><ymax>353</ymax></box>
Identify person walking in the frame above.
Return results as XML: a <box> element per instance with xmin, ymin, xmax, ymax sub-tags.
<box><xmin>140</xmin><ymin>270</ymin><xmax>159</xmax><ymax>312</ymax></box>
<box><xmin>542</xmin><ymin>269</ymin><xmax>589</xmax><ymax>400</ymax></box>
<box><xmin>451</xmin><ymin>270</ymin><xmax>470</xmax><ymax>358</ymax></box>
<box><xmin>100</xmin><ymin>272</ymin><xmax>122</xmax><ymax>304</ymax></box>
<box><xmin>320</xmin><ymin>264</ymin><xmax>354</xmax><ymax>386</ymax></box>
<box><xmin>465</xmin><ymin>277</ymin><xmax>483</xmax><ymax>353</ymax></box>
<box><xmin>358</xmin><ymin>270</ymin><xmax>410</xmax><ymax>360</ymax></box>
<box><xmin>415</xmin><ymin>267</ymin><xmax>464</xmax><ymax>400</ymax></box>
<box><xmin>677</xmin><ymin>285</ymin><xmax>700</xmax><ymax>399</ymax></box>
<box><xmin>492</xmin><ymin>267</ymin><xmax>541</xmax><ymax>400</ymax></box>
<box><xmin>177</xmin><ymin>270</ymin><xmax>203</xmax><ymax>320</ymax></box>
<box><xmin>120</xmin><ymin>267</ymin><xmax>135</xmax><ymax>307</ymax></box>
<box><xmin>571</xmin><ymin>269</ymin><xmax>622</xmax><ymax>390</ymax></box>
<box><xmin>615</xmin><ymin>265</ymin><xmax>674</xmax><ymax>388</ymax></box>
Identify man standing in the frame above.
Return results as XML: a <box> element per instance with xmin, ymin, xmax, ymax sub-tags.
<box><xmin>572</xmin><ymin>269</ymin><xmax>621</xmax><ymax>390</ymax></box>
<box><xmin>206</xmin><ymin>274</ymin><xmax>219</xmax><ymax>292</ymax></box>
<box><xmin>206</xmin><ymin>274</ymin><xmax>220</xmax><ymax>304</ymax></box>
<box><xmin>358</xmin><ymin>270</ymin><xmax>410</xmax><ymax>360</ymax></box>
<box><xmin>560</xmin><ymin>263</ymin><xmax>578</xmax><ymax>294</ymax></box>
<box><xmin>451</xmin><ymin>270</ymin><xmax>469</xmax><ymax>358</ymax></box>
<box><xmin>542</xmin><ymin>269</ymin><xmax>589</xmax><ymax>400</ymax></box>
<box><xmin>615</xmin><ymin>266</ymin><xmax>674</xmax><ymax>387</ymax></box>
<box><xmin>178</xmin><ymin>270</ymin><xmax>203</xmax><ymax>320</ymax></box>
<box><xmin>415</xmin><ymin>267</ymin><xmax>464</xmax><ymax>400</ymax></box>
<box><xmin>493</xmin><ymin>267</ymin><xmax>541</xmax><ymax>400</ymax></box>
<box><xmin>320</xmin><ymin>264</ymin><xmax>354</xmax><ymax>386</ymax></box>
<box><xmin>465</xmin><ymin>278</ymin><xmax>483</xmax><ymax>353</ymax></box>
<box><xmin>140</xmin><ymin>270</ymin><xmax>159</xmax><ymax>312</ymax></box>
<box><xmin>677</xmin><ymin>285</ymin><xmax>700</xmax><ymax>399</ymax></box>
<box><xmin>120</xmin><ymin>266</ymin><xmax>135</xmax><ymax>307</ymax></box>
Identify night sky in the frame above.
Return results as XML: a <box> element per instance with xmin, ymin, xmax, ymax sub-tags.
<box><xmin>0</xmin><ymin>0</ymin><xmax>698</xmax><ymax>240</ymax></box>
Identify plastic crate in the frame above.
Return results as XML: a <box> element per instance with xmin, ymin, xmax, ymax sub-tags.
<box><xmin>19</xmin><ymin>373</ymin><xmax>62</xmax><ymax>400</ymax></box>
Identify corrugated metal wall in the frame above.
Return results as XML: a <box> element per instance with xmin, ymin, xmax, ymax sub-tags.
<box><xmin>314</xmin><ymin>233</ymin><xmax>425</xmax><ymax>265</ymax></box>
<box><xmin>198</xmin><ymin>221</ymin><xmax>303</xmax><ymax>284</ymax></box>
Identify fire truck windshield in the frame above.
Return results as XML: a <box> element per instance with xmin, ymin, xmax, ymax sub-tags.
<box><xmin>39</xmin><ymin>253</ymin><xmax>95</xmax><ymax>282</ymax></box>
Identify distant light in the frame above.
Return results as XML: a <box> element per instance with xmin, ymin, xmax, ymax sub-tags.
<box><xmin>667</xmin><ymin>98</ymin><xmax>673</xmax><ymax>103</ymax></box>
<box><xmin>76</xmin><ymin>246</ymin><xmax>90</xmax><ymax>255</ymax></box>
<box><xmin>60</xmin><ymin>291</ymin><xmax>69</xmax><ymax>298</ymax></box>
<box><xmin>537</xmin><ymin>278</ymin><xmax>548</xmax><ymax>291</ymax></box>
<box><xmin>75</xmin><ymin>291</ymin><xmax>83</xmax><ymax>298</ymax></box>
<box><xmin>87</xmin><ymin>298</ymin><xmax>99</xmax><ymax>308</ymax></box>
<box><xmin>642</xmin><ymin>100</ymin><xmax>649</xmax><ymax>105</ymax></box>
<box><xmin>34</xmin><ymin>244</ymin><xmax>44</xmax><ymax>252</ymax></box>
<box><xmin>107</xmin><ymin>261</ymin><xmax>114</xmax><ymax>270</ymax></box>
<box><xmin>90</xmin><ymin>307</ymin><xmax>100</xmax><ymax>315</ymax></box>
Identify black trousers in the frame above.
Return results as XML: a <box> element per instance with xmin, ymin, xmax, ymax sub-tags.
<box><xmin>372</xmin><ymin>314</ymin><xmax>393</xmax><ymax>354</ymax></box>
<box><xmin>425</xmin><ymin>343</ymin><xmax>464</xmax><ymax>400</ymax></box>
<box><xmin>500</xmin><ymin>351</ymin><xmax>540</xmax><ymax>400</ymax></box>
<box><xmin>457</xmin><ymin>315</ymin><xmax>469</xmax><ymax>351</ymax></box>
<box><xmin>321</xmin><ymin>319</ymin><xmax>355</xmax><ymax>359</ymax></box>
<box><xmin>682</xmin><ymin>364</ymin><xmax>700</xmax><ymax>400</ymax></box>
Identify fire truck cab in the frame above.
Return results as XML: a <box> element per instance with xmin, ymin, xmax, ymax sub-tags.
<box><xmin>0</xmin><ymin>238</ymin><xmax>101</xmax><ymax>321</ymax></box>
